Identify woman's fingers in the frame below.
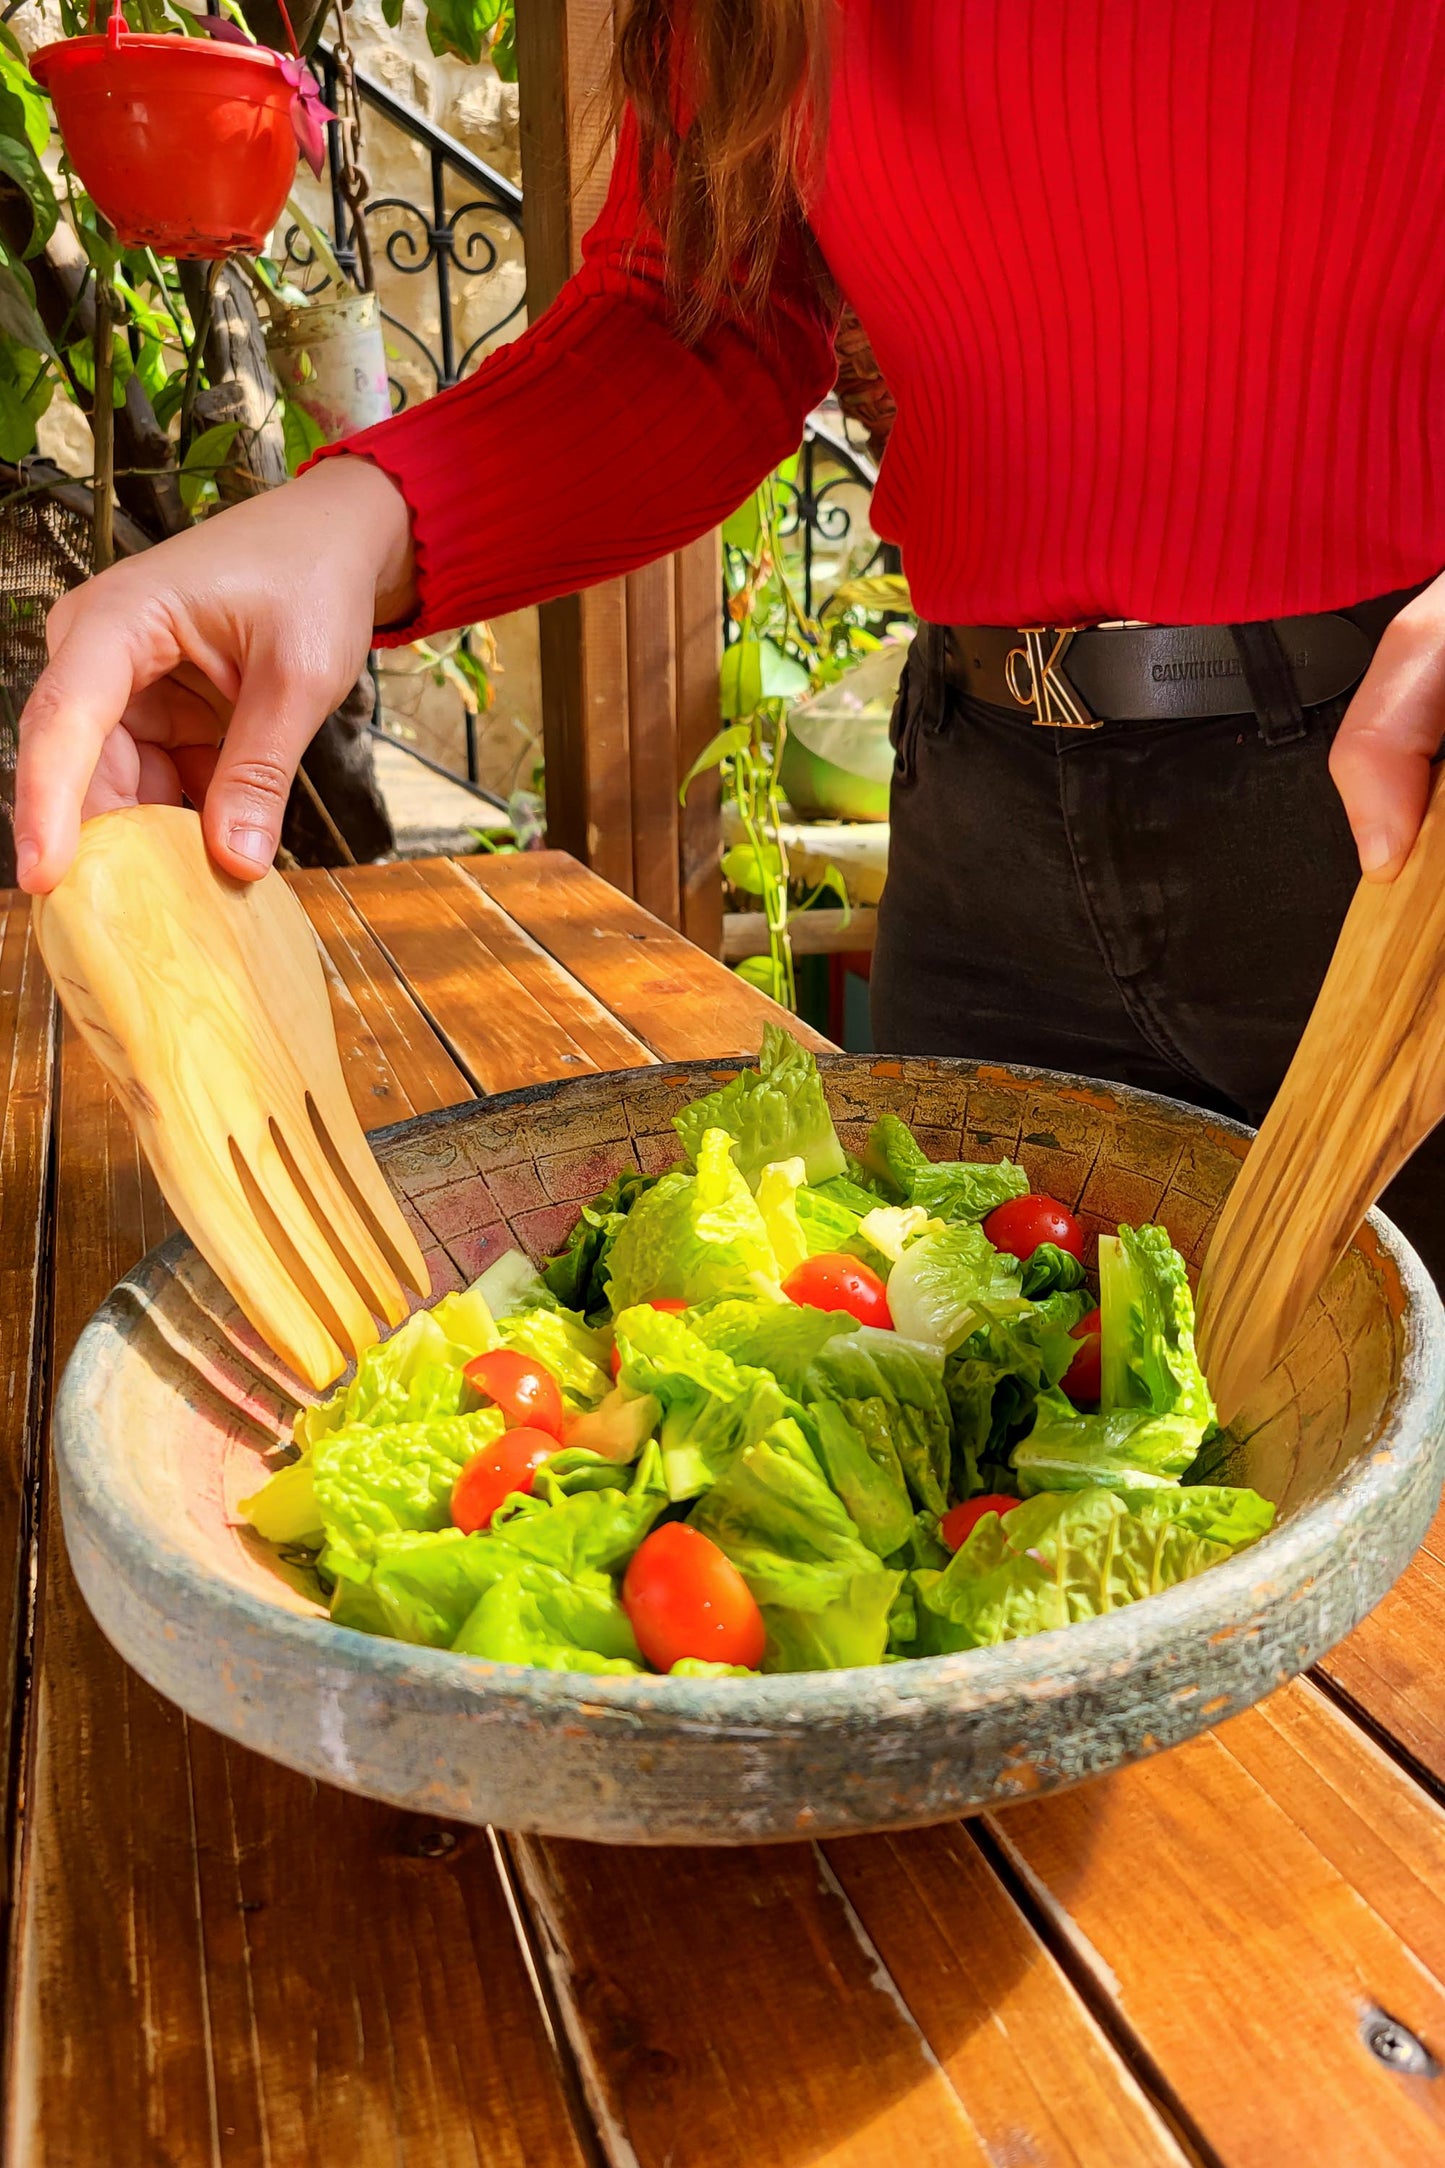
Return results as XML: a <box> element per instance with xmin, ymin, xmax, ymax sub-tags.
<box><xmin>1330</xmin><ymin>592</ymin><xmax>1445</xmax><ymax>882</ymax></box>
<box><xmin>13</xmin><ymin>611</ymin><xmax>148</xmax><ymax>891</ymax></box>
<box><xmin>199</xmin><ymin>651</ymin><xmax>352</xmax><ymax>879</ymax></box>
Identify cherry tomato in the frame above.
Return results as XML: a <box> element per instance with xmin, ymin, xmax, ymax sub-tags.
<box><xmin>622</xmin><ymin>1522</ymin><xmax>767</xmax><ymax>1672</ymax></box>
<box><xmin>462</xmin><ymin>1348</ymin><xmax>565</xmax><ymax>1440</ymax></box>
<box><xmin>1062</xmin><ymin>1305</ymin><xmax>1103</xmax><ymax>1406</ymax></box>
<box><xmin>940</xmin><ymin>1493</ymin><xmax>1021</xmax><ymax>1553</ymax></box>
<box><xmin>451</xmin><ymin>1427</ymin><xmax>556</xmax><ymax>1535</ymax></box>
<box><xmin>982</xmin><ymin>1193</ymin><xmax>1085</xmax><ymax>1262</ymax></box>
<box><xmin>610</xmin><ymin>1296</ymin><xmax>690</xmax><ymax>1378</ymax></box>
<box><xmin>782</xmin><ymin>1252</ymin><xmax>893</xmax><ymax>1330</ymax></box>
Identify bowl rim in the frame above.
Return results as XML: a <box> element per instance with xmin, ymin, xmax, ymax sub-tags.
<box><xmin>55</xmin><ymin>1054</ymin><xmax>1445</xmax><ymax>1729</ymax></box>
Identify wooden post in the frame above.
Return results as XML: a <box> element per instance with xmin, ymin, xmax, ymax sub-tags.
<box><xmin>515</xmin><ymin>0</ymin><xmax>723</xmax><ymax>950</ymax></box>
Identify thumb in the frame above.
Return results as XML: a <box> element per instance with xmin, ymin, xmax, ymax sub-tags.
<box><xmin>200</xmin><ymin>657</ymin><xmax>337</xmax><ymax>880</ymax></box>
<box><xmin>1329</xmin><ymin>607</ymin><xmax>1445</xmax><ymax>882</ymax></box>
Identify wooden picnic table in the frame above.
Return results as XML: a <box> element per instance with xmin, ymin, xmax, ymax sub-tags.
<box><xmin>3</xmin><ymin>848</ymin><xmax>1445</xmax><ymax>2165</ymax></box>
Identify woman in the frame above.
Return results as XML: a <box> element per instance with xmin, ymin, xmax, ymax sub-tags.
<box><xmin>16</xmin><ymin>0</ymin><xmax>1445</xmax><ymax>1266</ymax></box>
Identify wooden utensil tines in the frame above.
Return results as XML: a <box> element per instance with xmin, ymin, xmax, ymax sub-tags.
<box><xmin>1196</xmin><ymin>772</ymin><xmax>1445</xmax><ymax>1426</ymax></box>
<box><xmin>35</xmin><ymin>805</ymin><xmax>430</xmax><ymax>1389</ymax></box>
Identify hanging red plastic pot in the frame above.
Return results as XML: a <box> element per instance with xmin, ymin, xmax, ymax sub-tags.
<box><xmin>31</xmin><ymin>2</ymin><xmax>329</xmax><ymax>259</ymax></box>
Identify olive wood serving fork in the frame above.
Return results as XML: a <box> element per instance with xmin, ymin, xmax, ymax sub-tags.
<box><xmin>1196</xmin><ymin>773</ymin><xmax>1445</xmax><ymax>1425</ymax></box>
<box><xmin>35</xmin><ymin>804</ymin><xmax>430</xmax><ymax>1390</ymax></box>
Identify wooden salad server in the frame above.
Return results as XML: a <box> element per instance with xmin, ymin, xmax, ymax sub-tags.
<box><xmin>1196</xmin><ymin>770</ymin><xmax>1445</xmax><ymax>1426</ymax></box>
<box><xmin>34</xmin><ymin>803</ymin><xmax>430</xmax><ymax>1389</ymax></box>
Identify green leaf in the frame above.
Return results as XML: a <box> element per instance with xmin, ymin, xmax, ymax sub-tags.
<box><xmin>690</xmin><ymin>1417</ymin><xmax>902</xmax><ymax>1671</ymax></box>
<box><xmin>0</xmin><ymin>254</ymin><xmax>51</xmax><ymax>357</ymax></box>
<box><xmin>719</xmin><ymin>636</ymin><xmax>763</xmax><ymax>719</ymax></box>
<box><xmin>178</xmin><ymin>419</ymin><xmax>243</xmax><ymax>511</ymax></box>
<box><xmin>0</xmin><ymin>85</ymin><xmax>55</xmax><ymax>256</ymax></box>
<box><xmin>604</xmin><ymin>1126</ymin><xmax>782</xmax><ymax>1318</ymax></box>
<box><xmin>885</xmin><ymin>1220</ymin><xmax>1024</xmax><ymax>1351</ymax></box>
<box><xmin>0</xmin><ymin>344</ymin><xmax>53</xmax><ymax>460</ymax></box>
<box><xmin>0</xmin><ymin>47</ymin><xmax>49</xmax><ymax>159</ymax></box>
<box><xmin>722</xmin><ymin>492</ymin><xmax>762</xmax><ymax>554</ymax></box>
<box><xmin>910</xmin><ymin>1484</ymin><xmax>1274</xmax><ymax>1653</ymax></box>
<box><xmin>151</xmin><ymin>367</ymin><xmax>190</xmax><ymax>433</ymax></box>
<box><xmin>672</xmin><ymin>1025</ymin><xmax>846</xmax><ymax>1187</ymax></box>
<box><xmin>811</xmin><ymin>861</ymin><xmax>852</xmax><ymax>920</ymax></box>
<box><xmin>280</xmin><ymin>392</ymin><xmax>326</xmax><ymax>475</ymax></box>
<box><xmin>679</xmin><ymin>720</ymin><xmax>750</xmax><ymax>800</ymax></box>
<box><xmin>825</xmin><ymin>573</ymin><xmax>913</xmax><ymax>616</ymax></box>
<box><xmin>734</xmin><ymin>954</ymin><xmax>786</xmax><ymax>999</ymax></box>
<box><xmin>720</xmin><ymin>839</ymin><xmax>783</xmax><ymax>896</ymax></box>
<box><xmin>65</xmin><ymin>330</ymin><xmax>134</xmax><ymax>406</ymax></box>
<box><xmin>614</xmin><ymin>1305</ymin><xmax>786</xmax><ymax>1501</ymax></box>
<box><xmin>381</xmin><ymin>0</ymin><xmax>405</xmax><ymax>21</ymax></box>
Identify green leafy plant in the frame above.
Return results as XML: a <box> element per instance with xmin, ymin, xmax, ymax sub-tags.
<box><xmin>684</xmin><ymin>459</ymin><xmax>913</xmax><ymax>1011</ymax></box>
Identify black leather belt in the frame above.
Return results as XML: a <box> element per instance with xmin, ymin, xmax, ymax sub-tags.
<box><xmin>944</xmin><ymin>613</ymin><xmax>1381</xmax><ymax>728</ymax></box>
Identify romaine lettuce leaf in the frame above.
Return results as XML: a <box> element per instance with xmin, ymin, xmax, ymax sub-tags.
<box><xmin>1099</xmin><ymin>1224</ymin><xmax>1216</xmax><ymax>1435</ymax></box>
<box><xmin>857</xmin><ymin>1204</ymin><xmax>937</xmax><ymax>1263</ymax></box>
<box><xmin>497</xmin><ymin>1303</ymin><xmax>612</xmax><ymax>1411</ymax></box>
<box><xmin>1012</xmin><ymin>1225</ymin><xmax>1216</xmax><ymax>1496</ymax></box>
<box><xmin>806</xmin><ymin>1399</ymin><xmax>915</xmax><ymax>1557</ymax></box>
<box><xmin>295</xmin><ymin>1281</ymin><xmax>501</xmax><ymax>1448</ymax></box>
<box><xmin>290</xmin><ymin>1406</ymin><xmax>506</xmax><ymax>1581</ymax></box>
<box><xmin>946</xmin><ymin>1295</ymin><xmax>1091</xmax><ymax>1496</ymax></box>
<box><xmin>1011</xmin><ymin>1388</ymin><xmax>1205</xmax><ymax>1494</ymax></box>
<box><xmin>1020</xmin><ymin>1244</ymin><xmax>1089</xmax><ymax>1298</ymax></box>
<box><xmin>605</xmin><ymin>1128</ymin><xmax>782</xmax><ymax>1313</ymax></box>
<box><xmin>668</xmin><ymin>1656</ymin><xmax>758</xmax><ymax>1678</ymax></box>
<box><xmin>690</xmin><ymin>1419</ymin><xmax>902</xmax><ymax>1671</ymax></box>
<box><xmin>672</xmin><ymin>1026</ymin><xmax>846</xmax><ymax>1186</ymax></box>
<box><xmin>687</xmin><ymin>1296</ymin><xmax>850</xmax><ymax>1398</ymax></box>
<box><xmin>803</xmin><ymin>1326</ymin><xmax>953</xmax><ymax>1516</ymax></box>
<box><xmin>613</xmin><ymin>1306</ymin><xmax>787</xmax><ymax>1499</ymax></box>
<box><xmin>911</xmin><ymin>1482</ymin><xmax>1274</xmax><ymax>1652</ymax></box>
<box><xmin>241</xmin><ymin>1453</ymin><xmax>324</xmax><ymax>1545</ymax></box>
<box><xmin>559</xmin><ymin>1385</ymin><xmax>661</xmax><ymax>1463</ymax></box>
<box><xmin>350</xmin><ymin>1446</ymin><xmax>667</xmax><ymax>1652</ymax></box>
<box><xmin>795</xmin><ymin>1183</ymin><xmax>867</xmax><ymax>1257</ymax></box>
<box><xmin>886</xmin><ymin>1220</ymin><xmax>1024</xmax><ymax>1350</ymax></box>
<box><xmin>860</xmin><ymin>1114</ymin><xmax>1029</xmax><ymax>1222</ymax></box>
<box><xmin>474</xmin><ymin>1248</ymin><xmax>549</xmax><ymax>1319</ymax></box>
<box><xmin>756</xmin><ymin>1156</ymin><xmax>810</xmax><ymax>1278</ymax></box>
<box><xmin>451</xmin><ymin>1577</ymin><xmax>644</xmax><ymax>1672</ymax></box>
<box><xmin>542</xmin><ymin>1167</ymin><xmax>659</xmax><ymax>1317</ymax></box>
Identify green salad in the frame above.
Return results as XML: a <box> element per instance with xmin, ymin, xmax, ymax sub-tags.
<box><xmin>242</xmin><ymin>1028</ymin><xmax>1274</xmax><ymax>1678</ymax></box>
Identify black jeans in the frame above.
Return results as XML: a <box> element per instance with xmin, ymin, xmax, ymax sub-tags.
<box><xmin>872</xmin><ymin>619</ymin><xmax>1445</xmax><ymax>1284</ymax></box>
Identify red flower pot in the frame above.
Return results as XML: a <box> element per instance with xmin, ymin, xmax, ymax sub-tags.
<box><xmin>31</xmin><ymin>26</ymin><xmax>299</xmax><ymax>259</ymax></box>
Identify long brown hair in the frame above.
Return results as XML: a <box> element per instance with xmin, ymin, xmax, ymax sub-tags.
<box><xmin>615</xmin><ymin>0</ymin><xmax>832</xmax><ymax>335</ymax></box>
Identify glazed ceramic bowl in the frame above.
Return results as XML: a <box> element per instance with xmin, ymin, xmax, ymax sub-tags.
<box><xmin>54</xmin><ymin>1058</ymin><xmax>1445</xmax><ymax>1844</ymax></box>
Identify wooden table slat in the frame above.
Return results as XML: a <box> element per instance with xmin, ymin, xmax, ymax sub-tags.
<box><xmin>339</xmin><ymin>856</ymin><xmax>653</xmax><ymax>1091</ymax></box>
<box><xmin>987</xmin><ymin>1683</ymin><xmax>1445</xmax><ymax>2166</ymax></box>
<box><xmin>0</xmin><ymin>898</ymin><xmax>54</xmax><ymax>1895</ymax></box>
<box><xmin>1316</xmin><ymin>1498</ymin><xmax>1445</xmax><ymax>1792</ymax></box>
<box><xmin>463</xmin><ymin>850</ymin><xmax>832</xmax><ymax>1058</ymax></box>
<box><xmin>823</xmin><ymin>1825</ymin><xmax>1192</xmax><ymax>2167</ymax></box>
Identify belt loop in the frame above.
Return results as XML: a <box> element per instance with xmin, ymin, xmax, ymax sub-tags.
<box><xmin>1227</xmin><ymin>621</ymin><xmax>1307</xmax><ymax>745</ymax></box>
<box><xmin>920</xmin><ymin>620</ymin><xmax>950</xmax><ymax>737</ymax></box>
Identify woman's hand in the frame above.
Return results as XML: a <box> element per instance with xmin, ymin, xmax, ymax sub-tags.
<box><xmin>1329</xmin><ymin>574</ymin><xmax>1445</xmax><ymax>883</ymax></box>
<box><xmin>13</xmin><ymin>455</ymin><xmax>417</xmax><ymax>893</ymax></box>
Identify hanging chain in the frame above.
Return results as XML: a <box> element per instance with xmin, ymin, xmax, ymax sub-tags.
<box><xmin>330</xmin><ymin>0</ymin><xmax>375</xmax><ymax>291</ymax></box>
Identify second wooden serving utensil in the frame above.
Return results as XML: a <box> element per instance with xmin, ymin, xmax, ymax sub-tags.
<box><xmin>35</xmin><ymin>803</ymin><xmax>430</xmax><ymax>1389</ymax></box>
<box><xmin>1195</xmin><ymin>770</ymin><xmax>1445</xmax><ymax>1427</ymax></box>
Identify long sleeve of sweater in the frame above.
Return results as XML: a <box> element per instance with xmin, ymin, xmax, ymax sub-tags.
<box><xmin>313</xmin><ymin>112</ymin><xmax>839</xmax><ymax>644</ymax></box>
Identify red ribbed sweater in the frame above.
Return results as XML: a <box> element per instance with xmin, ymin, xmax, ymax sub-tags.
<box><xmin>331</xmin><ymin>0</ymin><xmax>1445</xmax><ymax>642</ymax></box>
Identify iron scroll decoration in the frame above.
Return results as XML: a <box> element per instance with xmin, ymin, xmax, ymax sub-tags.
<box><xmin>278</xmin><ymin>45</ymin><xmax>525</xmax><ymax>407</ymax></box>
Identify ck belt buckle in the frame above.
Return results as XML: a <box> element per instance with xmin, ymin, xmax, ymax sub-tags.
<box><xmin>1004</xmin><ymin>627</ymin><xmax>1099</xmax><ymax>728</ymax></box>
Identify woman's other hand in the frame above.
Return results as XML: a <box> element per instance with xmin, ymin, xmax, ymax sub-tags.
<box><xmin>1330</xmin><ymin>575</ymin><xmax>1445</xmax><ymax>882</ymax></box>
<box><xmin>13</xmin><ymin>455</ymin><xmax>416</xmax><ymax>893</ymax></box>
